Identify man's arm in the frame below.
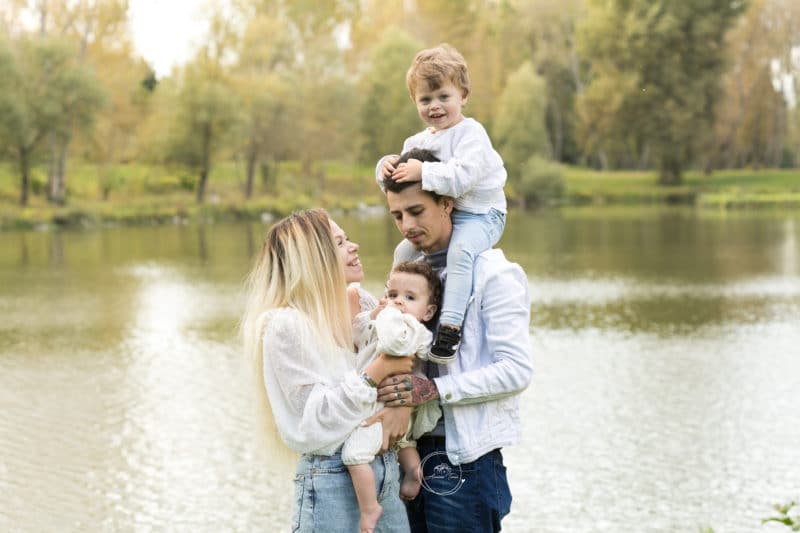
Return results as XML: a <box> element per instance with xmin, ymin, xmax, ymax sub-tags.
<box><xmin>433</xmin><ymin>263</ymin><xmax>533</xmax><ymax>405</ymax></box>
<box><xmin>377</xmin><ymin>374</ymin><xmax>438</xmax><ymax>407</ymax></box>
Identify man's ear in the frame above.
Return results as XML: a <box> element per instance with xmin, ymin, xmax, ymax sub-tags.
<box><xmin>423</xmin><ymin>304</ymin><xmax>437</xmax><ymax>323</ymax></box>
<box><xmin>441</xmin><ymin>197</ymin><xmax>454</xmax><ymax>215</ymax></box>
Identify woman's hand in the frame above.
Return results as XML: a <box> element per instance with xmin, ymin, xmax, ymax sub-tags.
<box><xmin>378</xmin><ymin>374</ymin><xmax>439</xmax><ymax>407</ymax></box>
<box><xmin>364</xmin><ymin>353</ymin><xmax>415</xmax><ymax>385</ymax></box>
<box><xmin>364</xmin><ymin>406</ymin><xmax>413</xmax><ymax>451</ymax></box>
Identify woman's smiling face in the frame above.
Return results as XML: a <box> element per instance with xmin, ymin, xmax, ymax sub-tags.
<box><xmin>329</xmin><ymin>219</ymin><xmax>363</xmax><ymax>283</ymax></box>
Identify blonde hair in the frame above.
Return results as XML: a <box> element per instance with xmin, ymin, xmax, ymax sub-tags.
<box><xmin>406</xmin><ymin>43</ymin><xmax>470</xmax><ymax>99</ymax></box>
<box><xmin>241</xmin><ymin>209</ymin><xmax>353</xmax><ymax>468</ymax></box>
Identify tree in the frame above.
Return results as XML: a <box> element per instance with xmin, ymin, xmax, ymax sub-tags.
<box><xmin>494</xmin><ymin>62</ymin><xmax>558</xmax><ymax>208</ymax></box>
<box><xmin>712</xmin><ymin>0</ymin><xmax>800</xmax><ymax>169</ymax></box>
<box><xmin>164</xmin><ymin>57</ymin><xmax>243</xmax><ymax>203</ymax></box>
<box><xmin>0</xmin><ymin>36</ymin><xmax>105</xmax><ymax>206</ymax></box>
<box><xmin>578</xmin><ymin>0</ymin><xmax>748</xmax><ymax>184</ymax></box>
<box><xmin>230</xmin><ymin>11</ymin><xmax>294</xmax><ymax>198</ymax></box>
<box><xmin>510</xmin><ymin>0</ymin><xmax>587</xmax><ymax>164</ymax></box>
<box><xmin>357</xmin><ymin>27</ymin><xmax>421</xmax><ymax>163</ymax></box>
<box><xmin>493</xmin><ymin>62</ymin><xmax>551</xmax><ymax>178</ymax></box>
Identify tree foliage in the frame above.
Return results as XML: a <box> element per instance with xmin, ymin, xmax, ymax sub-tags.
<box><xmin>357</xmin><ymin>27</ymin><xmax>422</xmax><ymax>164</ymax></box>
<box><xmin>5</xmin><ymin>0</ymin><xmax>800</xmax><ymax>207</ymax></box>
<box><xmin>0</xmin><ymin>35</ymin><xmax>105</xmax><ymax>205</ymax></box>
<box><xmin>578</xmin><ymin>0</ymin><xmax>748</xmax><ymax>184</ymax></box>
<box><xmin>493</xmin><ymin>61</ymin><xmax>550</xmax><ymax>186</ymax></box>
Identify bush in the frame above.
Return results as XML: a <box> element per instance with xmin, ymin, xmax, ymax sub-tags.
<box><xmin>143</xmin><ymin>175</ymin><xmax>192</xmax><ymax>194</ymax></box>
<box><xmin>518</xmin><ymin>155</ymin><xmax>565</xmax><ymax>208</ymax></box>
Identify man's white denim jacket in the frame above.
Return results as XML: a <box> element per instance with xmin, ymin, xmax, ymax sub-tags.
<box><xmin>432</xmin><ymin>248</ymin><xmax>533</xmax><ymax>465</ymax></box>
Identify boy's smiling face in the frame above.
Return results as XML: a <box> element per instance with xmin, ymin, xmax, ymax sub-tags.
<box><xmin>413</xmin><ymin>80</ymin><xmax>467</xmax><ymax>132</ymax></box>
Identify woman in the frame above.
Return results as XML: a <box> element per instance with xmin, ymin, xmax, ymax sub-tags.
<box><xmin>329</xmin><ymin>217</ymin><xmax>377</xmax><ymax>322</ymax></box>
<box><xmin>241</xmin><ymin>209</ymin><xmax>412</xmax><ymax>532</ymax></box>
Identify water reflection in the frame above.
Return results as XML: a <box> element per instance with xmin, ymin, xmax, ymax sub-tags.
<box><xmin>0</xmin><ymin>208</ymin><xmax>799</xmax><ymax>532</ymax></box>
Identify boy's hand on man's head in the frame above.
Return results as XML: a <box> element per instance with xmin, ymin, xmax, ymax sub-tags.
<box><xmin>382</xmin><ymin>155</ymin><xmax>400</xmax><ymax>178</ymax></box>
<box><xmin>392</xmin><ymin>159</ymin><xmax>422</xmax><ymax>183</ymax></box>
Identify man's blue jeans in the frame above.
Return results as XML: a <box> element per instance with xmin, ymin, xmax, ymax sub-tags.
<box><xmin>405</xmin><ymin>437</ymin><xmax>512</xmax><ymax>532</ymax></box>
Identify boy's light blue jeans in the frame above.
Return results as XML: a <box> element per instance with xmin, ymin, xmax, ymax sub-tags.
<box><xmin>292</xmin><ymin>449</ymin><xmax>410</xmax><ymax>532</ymax></box>
<box><xmin>440</xmin><ymin>208</ymin><xmax>506</xmax><ymax>327</ymax></box>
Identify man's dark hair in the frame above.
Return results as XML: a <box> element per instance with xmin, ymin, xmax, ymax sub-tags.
<box><xmin>382</xmin><ymin>148</ymin><xmax>441</xmax><ymax>200</ymax></box>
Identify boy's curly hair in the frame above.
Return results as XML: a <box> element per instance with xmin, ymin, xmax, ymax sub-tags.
<box><xmin>406</xmin><ymin>43</ymin><xmax>470</xmax><ymax>99</ymax></box>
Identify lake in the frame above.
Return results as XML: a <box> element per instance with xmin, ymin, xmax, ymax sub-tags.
<box><xmin>1</xmin><ymin>207</ymin><xmax>799</xmax><ymax>532</ymax></box>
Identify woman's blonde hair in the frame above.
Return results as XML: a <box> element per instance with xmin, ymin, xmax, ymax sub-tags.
<box><xmin>241</xmin><ymin>208</ymin><xmax>353</xmax><ymax>468</ymax></box>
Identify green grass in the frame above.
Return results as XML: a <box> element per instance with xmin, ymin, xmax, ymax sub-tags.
<box><xmin>0</xmin><ymin>159</ymin><xmax>384</xmax><ymax>229</ymax></box>
<box><xmin>562</xmin><ymin>167</ymin><xmax>800</xmax><ymax>207</ymax></box>
<box><xmin>1</xmin><ymin>161</ymin><xmax>799</xmax><ymax>229</ymax></box>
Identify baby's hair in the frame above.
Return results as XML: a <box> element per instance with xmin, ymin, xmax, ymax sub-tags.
<box><xmin>391</xmin><ymin>261</ymin><xmax>442</xmax><ymax>325</ymax></box>
<box><xmin>406</xmin><ymin>43</ymin><xmax>470</xmax><ymax>99</ymax></box>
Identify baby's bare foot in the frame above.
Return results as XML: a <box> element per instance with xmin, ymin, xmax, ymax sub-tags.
<box><xmin>360</xmin><ymin>503</ymin><xmax>383</xmax><ymax>533</ymax></box>
<box><xmin>400</xmin><ymin>465</ymin><xmax>421</xmax><ymax>501</ymax></box>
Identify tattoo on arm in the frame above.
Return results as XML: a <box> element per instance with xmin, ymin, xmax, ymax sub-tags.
<box><xmin>410</xmin><ymin>375</ymin><xmax>439</xmax><ymax>404</ymax></box>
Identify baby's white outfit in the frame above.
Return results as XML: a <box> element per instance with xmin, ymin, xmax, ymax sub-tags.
<box><xmin>342</xmin><ymin>306</ymin><xmax>442</xmax><ymax>465</ymax></box>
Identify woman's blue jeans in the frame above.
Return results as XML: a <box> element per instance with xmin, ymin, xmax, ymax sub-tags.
<box><xmin>405</xmin><ymin>437</ymin><xmax>512</xmax><ymax>532</ymax></box>
<box><xmin>292</xmin><ymin>449</ymin><xmax>410</xmax><ymax>532</ymax></box>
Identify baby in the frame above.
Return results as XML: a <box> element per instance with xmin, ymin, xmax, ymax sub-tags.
<box><xmin>344</xmin><ymin>261</ymin><xmax>442</xmax><ymax>533</ymax></box>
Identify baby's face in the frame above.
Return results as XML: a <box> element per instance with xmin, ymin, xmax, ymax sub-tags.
<box><xmin>385</xmin><ymin>272</ymin><xmax>436</xmax><ymax>323</ymax></box>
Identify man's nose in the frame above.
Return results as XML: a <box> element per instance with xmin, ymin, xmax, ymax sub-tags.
<box><xmin>400</xmin><ymin>216</ymin><xmax>414</xmax><ymax>232</ymax></box>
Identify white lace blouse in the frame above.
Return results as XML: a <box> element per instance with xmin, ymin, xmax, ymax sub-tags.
<box><xmin>260</xmin><ymin>307</ymin><xmax>377</xmax><ymax>456</ymax></box>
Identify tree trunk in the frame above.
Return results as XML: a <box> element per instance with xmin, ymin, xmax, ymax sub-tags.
<box><xmin>196</xmin><ymin>123</ymin><xmax>212</xmax><ymax>203</ymax></box>
<box><xmin>245</xmin><ymin>142</ymin><xmax>257</xmax><ymax>199</ymax></box>
<box><xmin>597</xmin><ymin>149</ymin><xmax>609</xmax><ymax>171</ymax></box>
<box><xmin>197</xmin><ymin>168</ymin><xmax>208</xmax><ymax>203</ymax></box>
<box><xmin>19</xmin><ymin>147</ymin><xmax>30</xmax><ymax>207</ymax></box>
<box><xmin>46</xmin><ymin>135</ymin><xmax>68</xmax><ymax>204</ymax></box>
<box><xmin>49</xmin><ymin>141</ymin><xmax>67</xmax><ymax>204</ymax></box>
<box><xmin>549</xmin><ymin>97</ymin><xmax>564</xmax><ymax>162</ymax></box>
<box><xmin>658</xmin><ymin>156</ymin><xmax>683</xmax><ymax>186</ymax></box>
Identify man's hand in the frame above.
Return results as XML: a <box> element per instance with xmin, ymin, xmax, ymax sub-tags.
<box><xmin>378</xmin><ymin>374</ymin><xmax>439</xmax><ymax>407</ymax></box>
<box><xmin>381</xmin><ymin>155</ymin><xmax>400</xmax><ymax>178</ymax></box>
<box><xmin>364</xmin><ymin>406</ymin><xmax>413</xmax><ymax>451</ymax></box>
<box><xmin>391</xmin><ymin>159</ymin><xmax>422</xmax><ymax>183</ymax></box>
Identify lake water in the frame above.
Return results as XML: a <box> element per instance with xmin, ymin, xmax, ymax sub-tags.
<box><xmin>1</xmin><ymin>207</ymin><xmax>799</xmax><ymax>532</ymax></box>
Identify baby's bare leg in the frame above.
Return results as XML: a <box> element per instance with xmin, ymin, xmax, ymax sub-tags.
<box><xmin>347</xmin><ymin>463</ymin><xmax>383</xmax><ymax>533</ymax></box>
<box><xmin>398</xmin><ymin>446</ymin><xmax>422</xmax><ymax>501</ymax></box>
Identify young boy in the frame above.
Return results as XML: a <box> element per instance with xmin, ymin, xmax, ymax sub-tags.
<box><xmin>343</xmin><ymin>262</ymin><xmax>443</xmax><ymax>533</ymax></box>
<box><xmin>376</xmin><ymin>43</ymin><xmax>507</xmax><ymax>364</ymax></box>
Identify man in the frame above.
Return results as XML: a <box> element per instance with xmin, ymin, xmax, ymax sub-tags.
<box><xmin>375</xmin><ymin>149</ymin><xmax>533</xmax><ymax>532</ymax></box>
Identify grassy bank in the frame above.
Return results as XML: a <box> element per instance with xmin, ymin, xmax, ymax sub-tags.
<box><xmin>1</xmin><ymin>162</ymin><xmax>799</xmax><ymax>230</ymax></box>
<box><xmin>564</xmin><ymin>167</ymin><xmax>800</xmax><ymax>208</ymax></box>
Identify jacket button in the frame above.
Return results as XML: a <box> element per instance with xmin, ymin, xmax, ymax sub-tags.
<box><xmin>444</xmin><ymin>393</ymin><xmax>452</xmax><ymax>401</ymax></box>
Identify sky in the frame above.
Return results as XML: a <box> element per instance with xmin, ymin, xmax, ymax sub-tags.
<box><xmin>129</xmin><ymin>0</ymin><xmax>210</xmax><ymax>78</ymax></box>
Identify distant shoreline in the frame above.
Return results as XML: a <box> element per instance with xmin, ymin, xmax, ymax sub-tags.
<box><xmin>2</xmin><ymin>165</ymin><xmax>798</xmax><ymax>231</ymax></box>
